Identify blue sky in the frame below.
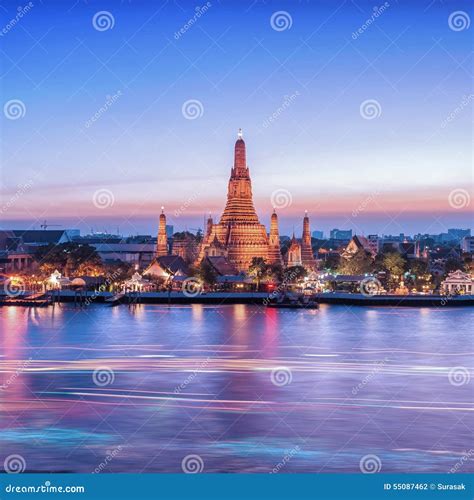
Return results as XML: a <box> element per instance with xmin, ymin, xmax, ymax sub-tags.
<box><xmin>1</xmin><ymin>0</ymin><xmax>472</xmax><ymax>236</ymax></box>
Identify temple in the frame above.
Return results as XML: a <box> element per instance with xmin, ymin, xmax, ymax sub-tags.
<box><xmin>155</xmin><ymin>131</ymin><xmax>317</xmax><ymax>273</ymax></box>
<box><xmin>301</xmin><ymin>211</ymin><xmax>317</xmax><ymax>269</ymax></box>
<box><xmin>196</xmin><ymin>129</ymin><xmax>278</xmax><ymax>272</ymax></box>
<box><xmin>156</xmin><ymin>207</ymin><xmax>168</xmax><ymax>257</ymax></box>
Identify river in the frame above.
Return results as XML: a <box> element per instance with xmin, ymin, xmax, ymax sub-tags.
<box><xmin>0</xmin><ymin>304</ymin><xmax>472</xmax><ymax>473</ymax></box>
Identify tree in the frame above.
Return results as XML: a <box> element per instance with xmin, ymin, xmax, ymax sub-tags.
<box><xmin>409</xmin><ymin>258</ymin><xmax>428</xmax><ymax>277</ymax></box>
<box><xmin>65</xmin><ymin>244</ymin><xmax>103</xmax><ymax>276</ymax></box>
<box><xmin>322</xmin><ymin>253</ymin><xmax>340</xmax><ymax>272</ymax></box>
<box><xmin>35</xmin><ymin>244</ymin><xmax>68</xmax><ymax>276</ymax></box>
<box><xmin>265</xmin><ymin>263</ymin><xmax>283</xmax><ymax>282</ymax></box>
<box><xmin>444</xmin><ymin>257</ymin><xmax>464</xmax><ymax>275</ymax></box>
<box><xmin>248</xmin><ymin>257</ymin><xmax>267</xmax><ymax>289</ymax></box>
<box><xmin>35</xmin><ymin>243</ymin><xmax>103</xmax><ymax>277</ymax></box>
<box><xmin>381</xmin><ymin>252</ymin><xmax>406</xmax><ymax>290</ymax></box>
<box><xmin>337</xmin><ymin>249</ymin><xmax>373</xmax><ymax>275</ymax></box>
<box><xmin>197</xmin><ymin>259</ymin><xmax>217</xmax><ymax>287</ymax></box>
<box><xmin>405</xmin><ymin>258</ymin><xmax>430</xmax><ymax>291</ymax></box>
<box><xmin>283</xmin><ymin>265</ymin><xmax>307</xmax><ymax>283</ymax></box>
<box><xmin>103</xmin><ymin>262</ymin><xmax>134</xmax><ymax>282</ymax></box>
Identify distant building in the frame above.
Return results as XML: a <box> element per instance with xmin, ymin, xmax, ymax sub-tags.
<box><xmin>144</xmin><ymin>255</ymin><xmax>188</xmax><ymax>280</ymax></box>
<box><xmin>398</xmin><ymin>241</ymin><xmax>417</xmax><ymax>259</ymax></box>
<box><xmin>73</xmin><ymin>233</ymin><xmax>122</xmax><ymax>244</ymax></box>
<box><xmin>0</xmin><ymin>229</ymin><xmax>80</xmax><ymax>274</ymax></box>
<box><xmin>330</xmin><ymin>229</ymin><xmax>352</xmax><ymax>241</ymax></box>
<box><xmin>166</xmin><ymin>225</ymin><xmax>174</xmax><ymax>238</ymax></box>
<box><xmin>312</xmin><ymin>230</ymin><xmax>324</xmax><ymax>239</ymax></box>
<box><xmin>285</xmin><ymin>234</ymin><xmax>302</xmax><ymax>267</ymax></box>
<box><xmin>441</xmin><ymin>270</ymin><xmax>474</xmax><ymax>295</ymax></box>
<box><xmin>172</xmin><ymin>232</ymin><xmax>199</xmax><ymax>264</ymax></box>
<box><xmin>12</xmin><ymin>229</ymin><xmax>79</xmax><ymax>247</ymax></box>
<box><xmin>448</xmin><ymin>228</ymin><xmax>471</xmax><ymax>242</ymax></box>
<box><xmin>381</xmin><ymin>233</ymin><xmax>408</xmax><ymax>243</ymax></box>
<box><xmin>461</xmin><ymin>236</ymin><xmax>474</xmax><ymax>254</ymax></box>
<box><xmin>125</xmin><ymin>235</ymin><xmax>155</xmax><ymax>244</ymax></box>
<box><xmin>343</xmin><ymin>235</ymin><xmax>376</xmax><ymax>258</ymax></box>
<box><xmin>156</xmin><ymin>209</ymin><xmax>168</xmax><ymax>257</ymax></box>
<box><xmin>91</xmin><ymin>243</ymin><xmax>155</xmax><ymax>269</ymax></box>
<box><xmin>205</xmin><ymin>256</ymin><xmax>238</xmax><ymax>277</ymax></box>
<box><xmin>0</xmin><ymin>249</ymin><xmax>36</xmax><ymax>274</ymax></box>
<box><xmin>367</xmin><ymin>234</ymin><xmax>379</xmax><ymax>255</ymax></box>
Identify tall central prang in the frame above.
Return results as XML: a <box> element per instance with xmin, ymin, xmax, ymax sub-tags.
<box><xmin>197</xmin><ymin>130</ymin><xmax>277</xmax><ymax>272</ymax></box>
<box><xmin>220</xmin><ymin>129</ymin><xmax>260</xmax><ymax>225</ymax></box>
<box><xmin>153</xmin><ymin>130</ymin><xmax>318</xmax><ymax>273</ymax></box>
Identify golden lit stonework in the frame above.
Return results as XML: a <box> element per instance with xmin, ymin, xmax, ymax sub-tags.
<box><xmin>155</xmin><ymin>131</ymin><xmax>317</xmax><ymax>273</ymax></box>
<box><xmin>197</xmin><ymin>131</ymin><xmax>282</xmax><ymax>272</ymax></box>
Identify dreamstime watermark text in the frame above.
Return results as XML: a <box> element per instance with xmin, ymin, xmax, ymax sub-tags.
<box><xmin>0</xmin><ymin>3</ymin><xmax>34</xmax><ymax>37</ymax></box>
<box><xmin>84</xmin><ymin>91</ymin><xmax>122</xmax><ymax>129</ymax></box>
<box><xmin>270</xmin><ymin>445</ymin><xmax>300</xmax><ymax>473</ymax></box>
<box><xmin>174</xmin><ymin>357</ymin><xmax>210</xmax><ymax>394</ymax></box>
<box><xmin>352</xmin><ymin>357</ymin><xmax>388</xmax><ymax>395</ymax></box>
<box><xmin>174</xmin><ymin>3</ymin><xmax>212</xmax><ymax>40</ymax></box>
<box><xmin>261</xmin><ymin>91</ymin><xmax>300</xmax><ymax>129</ymax></box>
<box><xmin>352</xmin><ymin>3</ymin><xmax>390</xmax><ymax>40</ymax></box>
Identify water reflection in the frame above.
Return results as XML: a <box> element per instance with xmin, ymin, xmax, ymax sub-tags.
<box><xmin>0</xmin><ymin>304</ymin><xmax>472</xmax><ymax>473</ymax></box>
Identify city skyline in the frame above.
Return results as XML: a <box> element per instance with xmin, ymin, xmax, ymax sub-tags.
<box><xmin>2</xmin><ymin>0</ymin><xmax>472</xmax><ymax>235</ymax></box>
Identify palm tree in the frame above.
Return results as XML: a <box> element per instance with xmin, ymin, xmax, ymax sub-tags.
<box><xmin>248</xmin><ymin>257</ymin><xmax>267</xmax><ymax>290</ymax></box>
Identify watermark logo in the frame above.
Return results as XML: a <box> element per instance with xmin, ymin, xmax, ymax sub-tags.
<box><xmin>181</xmin><ymin>454</ymin><xmax>204</xmax><ymax>473</ymax></box>
<box><xmin>359</xmin><ymin>454</ymin><xmax>382</xmax><ymax>473</ymax></box>
<box><xmin>173</xmin><ymin>178</ymin><xmax>214</xmax><ymax>218</ymax></box>
<box><xmin>0</xmin><ymin>357</ymin><xmax>32</xmax><ymax>391</ymax></box>
<box><xmin>4</xmin><ymin>99</ymin><xmax>26</xmax><ymax>120</ymax></box>
<box><xmin>0</xmin><ymin>178</ymin><xmax>35</xmax><ymax>216</ymax></box>
<box><xmin>271</xmin><ymin>367</ymin><xmax>292</xmax><ymax>387</ymax></box>
<box><xmin>93</xmin><ymin>11</ymin><xmax>115</xmax><ymax>31</ymax></box>
<box><xmin>352</xmin><ymin>190</ymin><xmax>380</xmax><ymax>218</ymax></box>
<box><xmin>448</xmin><ymin>11</ymin><xmax>470</xmax><ymax>32</ymax></box>
<box><xmin>448</xmin><ymin>366</ymin><xmax>470</xmax><ymax>387</ymax></box>
<box><xmin>261</xmin><ymin>91</ymin><xmax>300</xmax><ymax>129</ymax></box>
<box><xmin>440</xmin><ymin>94</ymin><xmax>473</xmax><ymax>128</ymax></box>
<box><xmin>93</xmin><ymin>446</ymin><xmax>123</xmax><ymax>473</ymax></box>
<box><xmin>270</xmin><ymin>188</ymin><xmax>293</xmax><ymax>209</ymax></box>
<box><xmin>4</xmin><ymin>454</ymin><xmax>26</xmax><ymax>473</ymax></box>
<box><xmin>181</xmin><ymin>99</ymin><xmax>204</xmax><ymax>120</ymax></box>
<box><xmin>352</xmin><ymin>358</ymin><xmax>388</xmax><ymax>395</ymax></box>
<box><xmin>174</xmin><ymin>3</ymin><xmax>212</xmax><ymax>40</ymax></box>
<box><xmin>359</xmin><ymin>276</ymin><xmax>382</xmax><ymax>297</ymax></box>
<box><xmin>270</xmin><ymin>445</ymin><xmax>300</xmax><ymax>473</ymax></box>
<box><xmin>174</xmin><ymin>357</ymin><xmax>210</xmax><ymax>394</ymax></box>
<box><xmin>360</xmin><ymin>99</ymin><xmax>381</xmax><ymax>120</ymax></box>
<box><xmin>93</xmin><ymin>367</ymin><xmax>115</xmax><ymax>387</ymax></box>
<box><xmin>0</xmin><ymin>3</ymin><xmax>34</xmax><ymax>37</ymax></box>
<box><xmin>84</xmin><ymin>269</ymin><xmax>123</xmax><ymax>306</ymax></box>
<box><xmin>352</xmin><ymin>3</ymin><xmax>390</xmax><ymax>40</ymax></box>
<box><xmin>449</xmin><ymin>449</ymin><xmax>474</xmax><ymax>473</ymax></box>
<box><xmin>4</xmin><ymin>277</ymin><xmax>26</xmax><ymax>298</ymax></box>
<box><xmin>84</xmin><ymin>90</ymin><xmax>122</xmax><ymax>129</ymax></box>
<box><xmin>270</xmin><ymin>11</ymin><xmax>292</xmax><ymax>31</ymax></box>
<box><xmin>182</xmin><ymin>277</ymin><xmax>203</xmax><ymax>297</ymax></box>
<box><xmin>263</xmin><ymin>268</ymin><xmax>300</xmax><ymax>306</ymax></box>
<box><xmin>93</xmin><ymin>188</ymin><xmax>115</xmax><ymax>209</ymax></box>
<box><xmin>448</xmin><ymin>188</ymin><xmax>470</xmax><ymax>210</ymax></box>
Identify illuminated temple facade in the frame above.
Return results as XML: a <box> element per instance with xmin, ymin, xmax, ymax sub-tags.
<box><xmin>196</xmin><ymin>131</ymin><xmax>279</xmax><ymax>272</ymax></box>
<box><xmin>157</xmin><ymin>131</ymin><xmax>317</xmax><ymax>273</ymax></box>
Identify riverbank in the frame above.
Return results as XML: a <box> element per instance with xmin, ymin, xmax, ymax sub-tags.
<box><xmin>1</xmin><ymin>290</ymin><xmax>473</xmax><ymax>307</ymax></box>
<box><xmin>316</xmin><ymin>292</ymin><xmax>474</xmax><ymax>307</ymax></box>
